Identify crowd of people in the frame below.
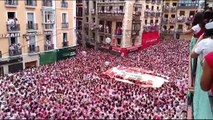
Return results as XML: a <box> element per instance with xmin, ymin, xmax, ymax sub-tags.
<box><xmin>0</xmin><ymin>39</ymin><xmax>190</xmax><ymax>119</ymax></box>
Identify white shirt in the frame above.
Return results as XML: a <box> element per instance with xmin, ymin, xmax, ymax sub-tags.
<box><xmin>194</xmin><ymin>38</ymin><xmax>213</xmax><ymax>62</ymax></box>
<box><xmin>192</xmin><ymin>24</ymin><xmax>201</xmax><ymax>34</ymax></box>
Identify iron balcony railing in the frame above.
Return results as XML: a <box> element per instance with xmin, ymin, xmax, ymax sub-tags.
<box><xmin>27</xmin><ymin>23</ymin><xmax>38</xmax><ymax>30</ymax></box>
<box><xmin>62</xmin><ymin>22</ymin><xmax>69</xmax><ymax>28</ymax></box>
<box><xmin>5</xmin><ymin>0</ymin><xmax>18</xmax><ymax>6</ymax></box>
<box><xmin>25</xmin><ymin>0</ymin><xmax>37</xmax><ymax>6</ymax></box>
<box><xmin>43</xmin><ymin>0</ymin><xmax>52</xmax><ymax>7</ymax></box>
<box><xmin>6</xmin><ymin>24</ymin><xmax>20</xmax><ymax>32</ymax></box>
<box><xmin>28</xmin><ymin>45</ymin><xmax>40</xmax><ymax>53</ymax></box>
<box><xmin>61</xmin><ymin>1</ymin><xmax>68</xmax><ymax>8</ymax></box>
<box><xmin>44</xmin><ymin>44</ymin><xmax>54</xmax><ymax>51</ymax></box>
<box><xmin>62</xmin><ymin>41</ymin><xmax>69</xmax><ymax>47</ymax></box>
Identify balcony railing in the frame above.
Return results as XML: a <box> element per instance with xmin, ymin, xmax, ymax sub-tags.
<box><xmin>91</xmin><ymin>9</ymin><xmax>96</xmax><ymax>15</ymax></box>
<box><xmin>28</xmin><ymin>45</ymin><xmax>39</xmax><ymax>53</ymax></box>
<box><xmin>43</xmin><ymin>22</ymin><xmax>54</xmax><ymax>30</ymax></box>
<box><xmin>9</xmin><ymin>44</ymin><xmax>22</xmax><ymax>56</ymax></box>
<box><xmin>187</xmin><ymin>16</ymin><xmax>194</xmax><ymax>22</ymax></box>
<box><xmin>62</xmin><ymin>23</ymin><xmax>69</xmax><ymax>28</ymax></box>
<box><xmin>177</xmin><ymin>16</ymin><xmax>186</xmax><ymax>23</ymax></box>
<box><xmin>44</xmin><ymin>44</ymin><xmax>54</xmax><ymax>51</ymax></box>
<box><xmin>178</xmin><ymin>2</ymin><xmax>199</xmax><ymax>9</ymax></box>
<box><xmin>85</xmin><ymin>9</ymin><xmax>89</xmax><ymax>15</ymax></box>
<box><xmin>162</xmin><ymin>18</ymin><xmax>168</xmax><ymax>24</ymax></box>
<box><xmin>25</xmin><ymin>0</ymin><xmax>37</xmax><ymax>7</ymax></box>
<box><xmin>5</xmin><ymin>0</ymin><xmax>18</xmax><ymax>6</ymax></box>
<box><xmin>97</xmin><ymin>2</ymin><xmax>125</xmax><ymax>17</ymax></box>
<box><xmin>143</xmin><ymin>26</ymin><xmax>151</xmax><ymax>32</ymax></box>
<box><xmin>170</xmin><ymin>18</ymin><xmax>176</xmax><ymax>24</ymax></box>
<box><xmin>61</xmin><ymin>1</ymin><xmax>68</xmax><ymax>8</ymax></box>
<box><xmin>177</xmin><ymin>29</ymin><xmax>183</xmax><ymax>33</ymax></box>
<box><xmin>43</xmin><ymin>0</ymin><xmax>52</xmax><ymax>7</ymax></box>
<box><xmin>27</xmin><ymin>23</ymin><xmax>38</xmax><ymax>30</ymax></box>
<box><xmin>6</xmin><ymin>24</ymin><xmax>20</xmax><ymax>32</ymax></box>
<box><xmin>145</xmin><ymin>0</ymin><xmax>151</xmax><ymax>3</ymax></box>
<box><xmin>163</xmin><ymin>6</ymin><xmax>170</xmax><ymax>12</ymax></box>
<box><xmin>150</xmin><ymin>11</ymin><xmax>155</xmax><ymax>17</ymax></box>
<box><xmin>171</xmin><ymin>6</ymin><xmax>177</xmax><ymax>12</ymax></box>
<box><xmin>156</xmin><ymin>11</ymin><xmax>161</xmax><ymax>17</ymax></box>
<box><xmin>62</xmin><ymin>41</ymin><xmax>69</xmax><ymax>47</ymax></box>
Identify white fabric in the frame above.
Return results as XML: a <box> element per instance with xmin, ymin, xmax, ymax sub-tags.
<box><xmin>205</xmin><ymin>22</ymin><xmax>213</xmax><ymax>30</ymax></box>
<box><xmin>194</xmin><ymin>38</ymin><xmax>213</xmax><ymax>62</ymax></box>
<box><xmin>192</xmin><ymin>24</ymin><xmax>201</xmax><ymax>34</ymax></box>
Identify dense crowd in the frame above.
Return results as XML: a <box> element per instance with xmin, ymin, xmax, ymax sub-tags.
<box><xmin>0</xmin><ymin>40</ymin><xmax>189</xmax><ymax>119</ymax></box>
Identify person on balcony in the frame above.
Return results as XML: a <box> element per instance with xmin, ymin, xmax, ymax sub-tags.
<box><xmin>200</xmin><ymin>52</ymin><xmax>213</xmax><ymax>92</ymax></box>
<box><xmin>191</xmin><ymin>21</ymin><xmax>213</xmax><ymax>119</ymax></box>
<box><xmin>7</xmin><ymin>18</ymin><xmax>15</xmax><ymax>31</ymax></box>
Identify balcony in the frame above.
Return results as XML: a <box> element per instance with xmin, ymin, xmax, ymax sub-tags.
<box><xmin>145</xmin><ymin>0</ymin><xmax>151</xmax><ymax>4</ymax></box>
<box><xmin>5</xmin><ymin>0</ymin><xmax>18</xmax><ymax>7</ymax></box>
<box><xmin>151</xmin><ymin>0</ymin><xmax>156</xmax><ymax>4</ymax></box>
<box><xmin>162</xmin><ymin>18</ymin><xmax>168</xmax><ymax>24</ymax></box>
<box><xmin>25</xmin><ymin>0</ymin><xmax>37</xmax><ymax>8</ymax></box>
<box><xmin>76</xmin><ymin>0</ymin><xmax>82</xmax><ymax>5</ymax></box>
<box><xmin>150</xmin><ymin>24</ymin><xmax>159</xmax><ymax>32</ymax></box>
<box><xmin>143</xmin><ymin>25</ymin><xmax>151</xmax><ymax>32</ymax></box>
<box><xmin>155</xmin><ymin>11</ymin><xmax>161</xmax><ymax>17</ymax></box>
<box><xmin>171</xmin><ymin>6</ymin><xmax>177</xmax><ymax>12</ymax></box>
<box><xmin>28</xmin><ymin>45</ymin><xmax>40</xmax><ymax>53</ymax></box>
<box><xmin>97</xmin><ymin>2</ymin><xmax>125</xmax><ymax>20</ymax></box>
<box><xmin>91</xmin><ymin>9</ymin><xmax>96</xmax><ymax>15</ymax></box>
<box><xmin>43</xmin><ymin>0</ymin><xmax>52</xmax><ymax>7</ymax></box>
<box><xmin>62</xmin><ymin>41</ymin><xmax>69</xmax><ymax>47</ymax></box>
<box><xmin>61</xmin><ymin>1</ymin><xmax>68</xmax><ymax>8</ymax></box>
<box><xmin>178</xmin><ymin>2</ymin><xmax>199</xmax><ymax>9</ymax></box>
<box><xmin>44</xmin><ymin>44</ymin><xmax>54</xmax><ymax>51</ymax></box>
<box><xmin>43</xmin><ymin>21</ymin><xmax>55</xmax><ymax>31</ymax></box>
<box><xmin>187</xmin><ymin>16</ymin><xmax>194</xmax><ymax>23</ymax></box>
<box><xmin>27</xmin><ymin>23</ymin><xmax>38</xmax><ymax>31</ymax></box>
<box><xmin>62</xmin><ymin>23</ymin><xmax>69</xmax><ymax>28</ymax></box>
<box><xmin>85</xmin><ymin>8</ymin><xmax>89</xmax><ymax>15</ymax></box>
<box><xmin>6</xmin><ymin>24</ymin><xmax>20</xmax><ymax>32</ymax></box>
<box><xmin>156</xmin><ymin>0</ymin><xmax>161</xmax><ymax>4</ymax></box>
<box><xmin>170</xmin><ymin>18</ymin><xmax>176</xmax><ymax>25</ymax></box>
<box><xmin>177</xmin><ymin>16</ymin><xmax>186</xmax><ymax>23</ymax></box>
<box><xmin>176</xmin><ymin>29</ymin><xmax>183</xmax><ymax>33</ymax></box>
<box><xmin>9</xmin><ymin>44</ymin><xmax>22</xmax><ymax>57</ymax></box>
<box><xmin>150</xmin><ymin>11</ymin><xmax>155</xmax><ymax>17</ymax></box>
<box><xmin>163</xmin><ymin>6</ymin><xmax>170</xmax><ymax>13</ymax></box>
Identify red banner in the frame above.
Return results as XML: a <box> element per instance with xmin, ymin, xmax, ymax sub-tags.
<box><xmin>141</xmin><ymin>31</ymin><xmax>160</xmax><ymax>49</ymax></box>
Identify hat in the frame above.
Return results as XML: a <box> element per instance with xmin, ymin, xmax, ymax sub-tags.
<box><xmin>205</xmin><ymin>22</ymin><xmax>213</xmax><ymax>30</ymax></box>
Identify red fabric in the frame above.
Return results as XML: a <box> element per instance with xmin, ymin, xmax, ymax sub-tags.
<box><xmin>205</xmin><ymin>52</ymin><xmax>213</xmax><ymax>75</ymax></box>
<box><xmin>141</xmin><ymin>31</ymin><xmax>160</xmax><ymax>49</ymax></box>
<box><xmin>194</xmin><ymin>28</ymin><xmax>205</xmax><ymax>39</ymax></box>
<box><xmin>205</xmin><ymin>52</ymin><xmax>213</xmax><ymax>94</ymax></box>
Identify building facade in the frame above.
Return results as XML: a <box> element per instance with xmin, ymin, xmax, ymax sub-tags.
<box><xmin>161</xmin><ymin>0</ymin><xmax>200</xmax><ymax>40</ymax></box>
<box><xmin>76</xmin><ymin>0</ymin><xmax>162</xmax><ymax>53</ymax></box>
<box><xmin>0</xmin><ymin>0</ymin><xmax>76</xmax><ymax>75</ymax></box>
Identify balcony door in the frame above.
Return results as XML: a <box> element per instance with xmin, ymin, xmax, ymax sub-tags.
<box><xmin>62</xmin><ymin>13</ymin><xmax>67</xmax><ymax>23</ymax></box>
<box><xmin>29</xmin><ymin>36</ymin><xmax>36</xmax><ymax>52</ymax></box>
<box><xmin>44</xmin><ymin>11</ymin><xmax>54</xmax><ymax>23</ymax></box>
<box><xmin>27</xmin><ymin>13</ymin><xmax>34</xmax><ymax>29</ymax></box>
<box><xmin>9</xmin><ymin>37</ymin><xmax>18</xmax><ymax>45</ymax></box>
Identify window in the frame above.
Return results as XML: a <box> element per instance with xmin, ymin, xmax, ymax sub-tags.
<box><xmin>146</xmin><ymin>5</ymin><xmax>149</xmax><ymax>9</ymax></box>
<box><xmin>29</xmin><ymin>36</ymin><xmax>36</xmax><ymax>46</ymax></box>
<box><xmin>178</xmin><ymin>24</ymin><xmax>183</xmax><ymax>29</ymax></box>
<box><xmin>164</xmin><ymin>14</ymin><xmax>168</xmax><ymax>18</ymax></box>
<box><xmin>145</xmin><ymin>20</ymin><xmax>148</xmax><ymax>24</ymax></box>
<box><xmin>0</xmin><ymin>67</ymin><xmax>3</xmax><ymax>77</ymax></box>
<box><xmin>44</xmin><ymin>11</ymin><xmax>54</xmax><ymax>23</ymax></box>
<box><xmin>150</xmin><ymin>20</ymin><xmax>153</xmax><ymax>24</ymax></box>
<box><xmin>189</xmin><ymin>11</ymin><xmax>195</xmax><ymax>16</ymax></box>
<box><xmin>151</xmin><ymin>6</ymin><xmax>154</xmax><ymax>10</ymax></box>
<box><xmin>26</xmin><ymin>0</ymin><xmax>36</xmax><ymax>6</ymax></box>
<box><xmin>117</xmin><ymin>38</ymin><xmax>121</xmax><ymax>46</ymax></box>
<box><xmin>171</xmin><ymin>15</ymin><xmax>175</xmax><ymax>18</ymax></box>
<box><xmin>180</xmin><ymin>11</ymin><xmax>185</xmax><ymax>16</ymax></box>
<box><xmin>27</xmin><ymin>13</ymin><xmax>35</xmax><ymax>29</ymax></box>
<box><xmin>9</xmin><ymin>37</ymin><xmax>18</xmax><ymax>45</ymax></box>
<box><xmin>63</xmin><ymin>33</ymin><xmax>68</xmax><ymax>42</ymax></box>
<box><xmin>62</xmin><ymin>13</ymin><xmax>67</xmax><ymax>23</ymax></box>
<box><xmin>155</xmin><ymin>20</ymin><xmax>158</xmax><ymax>23</ymax></box>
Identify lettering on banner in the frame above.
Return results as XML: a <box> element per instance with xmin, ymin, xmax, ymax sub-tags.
<box><xmin>0</xmin><ymin>33</ymin><xmax>20</xmax><ymax>39</ymax></box>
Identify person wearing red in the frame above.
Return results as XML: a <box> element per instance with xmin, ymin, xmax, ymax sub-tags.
<box><xmin>200</xmin><ymin>52</ymin><xmax>213</xmax><ymax>91</ymax></box>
